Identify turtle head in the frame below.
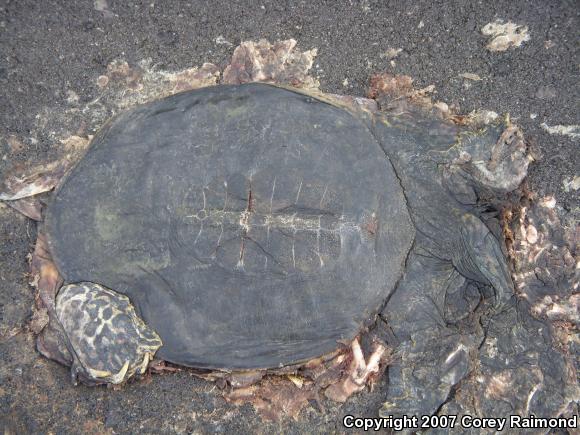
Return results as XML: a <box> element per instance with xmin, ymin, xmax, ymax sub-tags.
<box><xmin>449</xmin><ymin>116</ymin><xmax>532</xmax><ymax>193</ymax></box>
<box><xmin>55</xmin><ymin>282</ymin><xmax>162</xmax><ymax>385</ymax></box>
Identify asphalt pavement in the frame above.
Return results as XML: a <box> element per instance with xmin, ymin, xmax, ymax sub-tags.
<box><xmin>0</xmin><ymin>1</ymin><xmax>578</xmax><ymax>433</ymax></box>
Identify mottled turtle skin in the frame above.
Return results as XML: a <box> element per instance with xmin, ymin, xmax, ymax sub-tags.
<box><xmin>56</xmin><ymin>283</ymin><xmax>161</xmax><ymax>384</ymax></box>
<box><xmin>372</xmin><ymin>110</ymin><xmax>528</xmax><ymax>418</ymax></box>
<box><xmin>45</xmin><ymin>82</ymin><xmax>528</xmax><ymax>406</ymax></box>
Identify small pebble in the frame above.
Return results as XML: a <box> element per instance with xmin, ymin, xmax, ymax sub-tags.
<box><xmin>526</xmin><ymin>225</ymin><xmax>538</xmax><ymax>244</ymax></box>
<box><xmin>97</xmin><ymin>75</ymin><xmax>109</xmax><ymax>88</ymax></box>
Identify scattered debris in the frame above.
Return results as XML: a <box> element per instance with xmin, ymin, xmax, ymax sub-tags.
<box><xmin>562</xmin><ymin>176</ymin><xmax>580</xmax><ymax>192</ymax></box>
<box><xmin>433</xmin><ymin>101</ymin><xmax>448</xmax><ymax>113</ymax></box>
<box><xmin>91</xmin><ymin>59</ymin><xmax>220</xmax><ymax>110</ymax></box>
<box><xmin>466</xmin><ymin>109</ymin><xmax>499</xmax><ymax>125</ymax></box>
<box><xmin>324</xmin><ymin>339</ymin><xmax>386</xmax><ymax>402</ymax></box>
<box><xmin>93</xmin><ymin>0</ymin><xmax>115</xmax><ymax>18</ymax></box>
<box><xmin>459</xmin><ymin>72</ymin><xmax>482</xmax><ymax>81</ymax></box>
<box><xmin>287</xmin><ymin>374</ymin><xmax>304</xmax><ymax>388</ymax></box>
<box><xmin>7</xmin><ymin>136</ymin><xmax>25</xmax><ymax>153</ymax></box>
<box><xmin>167</xmin><ymin>63</ymin><xmax>220</xmax><ymax>93</ymax></box>
<box><xmin>481</xmin><ymin>20</ymin><xmax>530</xmax><ymax>51</ymax></box>
<box><xmin>96</xmin><ymin>75</ymin><xmax>109</xmax><ymax>88</ymax></box>
<box><xmin>368</xmin><ymin>73</ymin><xmax>503</xmax><ymax>128</ymax></box>
<box><xmin>509</xmin><ymin>193</ymin><xmax>579</xmax><ymax>368</ymax></box>
<box><xmin>532</xmin><ymin>294</ymin><xmax>579</xmax><ymax>324</ymax></box>
<box><xmin>223</xmin><ymin>39</ymin><xmax>319</xmax><ymax>89</ymax></box>
<box><xmin>65</xmin><ymin>90</ymin><xmax>79</xmax><ymax>104</ymax></box>
<box><xmin>59</xmin><ymin>135</ymin><xmax>90</xmax><ymax>153</ymax></box>
<box><xmin>540</xmin><ymin>123</ymin><xmax>580</xmax><ymax>139</ymax></box>
<box><xmin>93</xmin><ymin>0</ymin><xmax>108</xmax><ymax>12</ymax></box>
<box><xmin>149</xmin><ymin>360</ymin><xmax>181</xmax><ymax>373</ymax></box>
<box><xmin>225</xmin><ymin>339</ymin><xmax>390</xmax><ymax>420</ymax></box>
<box><xmin>215</xmin><ymin>35</ymin><xmax>233</xmax><ymax>47</ymax></box>
<box><xmin>225</xmin><ymin>377</ymin><xmax>316</xmax><ymax>421</ymax></box>
<box><xmin>380</xmin><ymin>48</ymin><xmax>402</xmax><ymax>60</ymax></box>
<box><xmin>535</xmin><ymin>85</ymin><xmax>557</xmax><ymax>100</ymax></box>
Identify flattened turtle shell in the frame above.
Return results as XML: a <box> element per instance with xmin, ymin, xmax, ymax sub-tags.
<box><xmin>45</xmin><ymin>83</ymin><xmax>414</xmax><ymax>369</ymax></box>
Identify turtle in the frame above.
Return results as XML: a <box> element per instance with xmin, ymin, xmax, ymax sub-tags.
<box><xmin>42</xmin><ymin>82</ymin><xmax>414</xmax><ymax>382</ymax></box>
<box><xmin>5</xmin><ymin>39</ymin><xmax>567</xmax><ymax>421</ymax></box>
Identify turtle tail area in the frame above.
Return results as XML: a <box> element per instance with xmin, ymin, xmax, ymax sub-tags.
<box><xmin>452</xmin><ymin>213</ymin><xmax>515</xmax><ymax>310</ymax></box>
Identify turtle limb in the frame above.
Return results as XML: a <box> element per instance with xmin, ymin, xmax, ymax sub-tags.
<box><xmin>450</xmin><ymin>118</ymin><xmax>531</xmax><ymax>193</ymax></box>
<box><xmin>323</xmin><ymin>338</ymin><xmax>387</xmax><ymax>402</ymax></box>
<box><xmin>5</xmin><ymin>196</ymin><xmax>43</xmax><ymax>221</ymax></box>
<box><xmin>371</xmin><ymin>102</ymin><xmax>521</xmax><ymax>311</ymax></box>
<box><xmin>452</xmin><ymin>212</ymin><xmax>515</xmax><ymax>310</ymax></box>
<box><xmin>0</xmin><ymin>133</ymin><xmax>91</xmax><ymax>220</ymax></box>
<box><xmin>30</xmin><ymin>231</ymin><xmax>72</xmax><ymax>365</ymax></box>
<box><xmin>55</xmin><ymin>282</ymin><xmax>162</xmax><ymax>385</ymax></box>
<box><xmin>368</xmin><ymin>72</ymin><xmax>531</xmax><ymax>195</ymax></box>
<box><xmin>445</xmin><ymin>121</ymin><xmax>530</xmax><ymax>309</ymax></box>
<box><xmin>224</xmin><ymin>337</ymin><xmax>389</xmax><ymax>421</ymax></box>
<box><xmin>0</xmin><ymin>160</ymin><xmax>71</xmax><ymax>220</ymax></box>
<box><xmin>380</xmin><ymin>252</ymin><xmax>485</xmax><ymax>419</ymax></box>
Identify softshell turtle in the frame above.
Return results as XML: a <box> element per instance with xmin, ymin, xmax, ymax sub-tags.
<box><xmin>7</xmin><ymin>40</ymin><xmax>572</xmax><ymax>422</ymax></box>
<box><xmin>45</xmin><ymin>83</ymin><xmax>414</xmax><ymax>375</ymax></box>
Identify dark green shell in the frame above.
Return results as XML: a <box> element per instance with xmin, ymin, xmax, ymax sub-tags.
<box><xmin>46</xmin><ymin>83</ymin><xmax>414</xmax><ymax>369</ymax></box>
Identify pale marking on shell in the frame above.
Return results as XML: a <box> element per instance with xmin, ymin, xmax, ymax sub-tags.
<box><xmin>184</xmin><ymin>178</ymin><xmax>364</xmax><ymax>273</ymax></box>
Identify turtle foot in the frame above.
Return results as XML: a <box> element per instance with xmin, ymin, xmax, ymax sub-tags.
<box><xmin>224</xmin><ymin>337</ymin><xmax>389</xmax><ymax>421</ymax></box>
<box><xmin>453</xmin><ymin>118</ymin><xmax>532</xmax><ymax>193</ymax></box>
<box><xmin>324</xmin><ymin>338</ymin><xmax>388</xmax><ymax>402</ymax></box>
